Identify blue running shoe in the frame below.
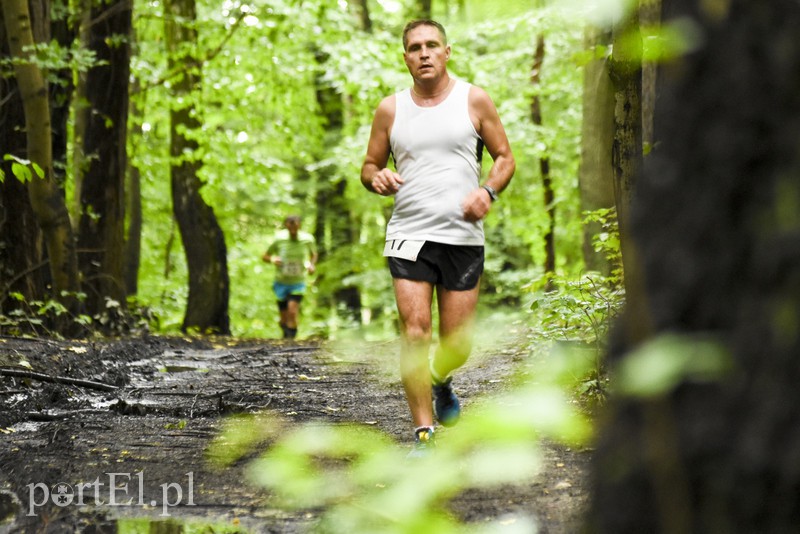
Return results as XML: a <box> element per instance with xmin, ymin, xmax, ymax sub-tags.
<box><xmin>407</xmin><ymin>426</ymin><xmax>435</xmax><ymax>459</ymax></box>
<box><xmin>433</xmin><ymin>377</ymin><xmax>460</xmax><ymax>427</ymax></box>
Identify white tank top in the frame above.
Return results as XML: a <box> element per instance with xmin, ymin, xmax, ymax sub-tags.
<box><xmin>387</xmin><ymin>79</ymin><xmax>484</xmax><ymax>245</ymax></box>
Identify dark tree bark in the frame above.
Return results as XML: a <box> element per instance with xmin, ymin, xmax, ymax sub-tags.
<box><xmin>78</xmin><ymin>0</ymin><xmax>131</xmax><ymax>314</ymax></box>
<box><xmin>165</xmin><ymin>0</ymin><xmax>230</xmax><ymax>334</ymax></box>
<box><xmin>588</xmin><ymin>1</ymin><xmax>800</xmax><ymax>531</ymax></box>
<box><xmin>124</xmin><ymin>42</ymin><xmax>147</xmax><ymax>296</ymax></box>
<box><xmin>124</xmin><ymin>144</ymin><xmax>142</xmax><ymax>296</ymax></box>
<box><xmin>530</xmin><ymin>34</ymin><xmax>555</xmax><ymax>290</ymax></box>
<box><xmin>609</xmin><ymin>9</ymin><xmax>643</xmax><ymax>253</ymax></box>
<box><xmin>609</xmin><ymin>6</ymin><xmax>651</xmax><ymax>344</ymax></box>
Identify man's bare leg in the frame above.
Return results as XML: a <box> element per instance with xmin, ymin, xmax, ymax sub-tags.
<box><xmin>393</xmin><ymin>278</ymin><xmax>435</xmax><ymax>428</ymax></box>
<box><xmin>285</xmin><ymin>300</ymin><xmax>300</xmax><ymax>329</ymax></box>
<box><xmin>432</xmin><ymin>284</ymin><xmax>480</xmax><ymax>381</ymax></box>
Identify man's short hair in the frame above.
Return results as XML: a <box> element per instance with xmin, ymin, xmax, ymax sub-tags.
<box><xmin>284</xmin><ymin>215</ymin><xmax>302</xmax><ymax>224</ymax></box>
<box><xmin>402</xmin><ymin>19</ymin><xmax>447</xmax><ymax>51</ymax></box>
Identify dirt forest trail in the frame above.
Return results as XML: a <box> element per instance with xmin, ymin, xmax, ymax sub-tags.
<box><xmin>0</xmin><ymin>335</ymin><xmax>590</xmax><ymax>533</ymax></box>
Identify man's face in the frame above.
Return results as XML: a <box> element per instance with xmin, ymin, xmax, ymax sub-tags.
<box><xmin>285</xmin><ymin>219</ymin><xmax>300</xmax><ymax>237</ymax></box>
<box><xmin>403</xmin><ymin>25</ymin><xmax>450</xmax><ymax>81</ymax></box>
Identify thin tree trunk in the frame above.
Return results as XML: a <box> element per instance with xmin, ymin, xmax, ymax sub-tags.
<box><xmin>2</xmin><ymin>0</ymin><xmax>81</xmax><ymax>327</ymax></box>
<box><xmin>640</xmin><ymin>0</ymin><xmax>661</xmax><ymax>152</ymax></box>
<box><xmin>354</xmin><ymin>0</ymin><xmax>371</xmax><ymax>33</ymax></box>
<box><xmin>50</xmin><ymin>3</ymin><xmax>74</xmax><ymax>209</ymax></box>
<box><xmin>0</xmin><ymin>6</ymin><xmax>45</xmax><ymax>313</ymax></box>
<box><xmin>578</xmin><ymin>26</ymin><xmax>616</xmax><ymax>274</ymax></box>
<box><xmin>530</xmin><ymin>34</ymin><xmax>556</xmax><ymax>290</ymax></box>
<box><xmin>124</xmin><ymin>147</ymin><xmax>142</xmax><ymax>296</ymax></box>
<box><xmin>78</xmin><ymin>0</ymin><xmax>131</xmax><ymax>315</ymax></box>
<box><xmin>164</xmin><ymin>0</ymin><xmax>230</xmax><ymax>334</ymax></box>
<box><xmin>417</xmin><ymin>0</ymin><xmax>432</xmax><ymax>18</ymax></box>
<box><xmin>407</xmin><ymin>0</ymin><xmax>431</xmax><ymax>21</ymax></box>
<box><xmin>312</xmin><ymin>38</ymin><xmax>361</xmax><ymax>325</ymax></box>
<box><xmin>70</xmin><ymin>0</ymin><xmax>92</xmax><ymax>226</ymax></box>
<box><xmin>609</xmin><ymin>6</ymin><xmax>652</xmax><ymax>344</ymax></box>
<box><xmin>124</xmin><ymin>34</ymin><xmax>145</xmax><ymax>296</ymax></box>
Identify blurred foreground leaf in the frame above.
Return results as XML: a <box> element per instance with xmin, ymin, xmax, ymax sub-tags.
<box><xmin>616</xmin><ymin>334</ymin><xmax>733</xmax><ymax>397</ymax></box>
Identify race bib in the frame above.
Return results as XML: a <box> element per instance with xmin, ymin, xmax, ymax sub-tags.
<box><xmin>281</xmin><ymin>260</ymin><xmax>305</xmax><ymax>277</ymax></box>
<box><xmin>383</xmin><ymin>239</ymin><xmax>425</xmax><ymax>261</ymax></box>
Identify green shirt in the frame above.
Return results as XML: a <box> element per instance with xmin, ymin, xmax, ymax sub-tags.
<box><xmin>267</xmin><ymin>230</ymin><xmax>317</xmax><ymax>285</ymax></box>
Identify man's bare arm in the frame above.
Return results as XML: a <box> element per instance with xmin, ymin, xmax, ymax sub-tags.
<box><xmin>361</xmin><ymin>95</ymin><xmax>404</xmax><ymax>196</ymax></box>
<box><xmin>473</xmin><ymin>86</ymin><xmax>515</xmax><ymax>193</ymax></box>
<box><xmin>463</xmin><ymin>86</ymin><xmax>516</xmax><ymax>221</ymax></box>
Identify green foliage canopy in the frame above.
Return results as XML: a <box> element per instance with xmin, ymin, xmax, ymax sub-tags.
<box><xmin>127</xmin><ymin>0</ymin><xmax>585</xmax><ymax>338</ymax></box>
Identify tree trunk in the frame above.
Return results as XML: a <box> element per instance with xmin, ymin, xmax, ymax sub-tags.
<box><xmin>164</xmin><ymin>0</ymin><xmax>230</xmax><ymax>334</ymax></box>
<box><xmin>330</xmin><ymin>180</ymin><xmax>362</xmax><ymax>323</ymax></box>
<box><xmin>578</xmin><ymin>26</ymin><xmax>616</xmax><ymax>274</ymax></box>
<box><xmin>124</xmin><ymin>142</ymin><xmax>143</xmax><ymax>296</ymax></box>
<box><xmin>640</xmin><ymin>0</ymin><xmax>661</xmax><ymax>152</ymax></box>
<box><xmin>406</xmin><ymin>0</ymin><xmax>431</xmax><ymax>21</ymax></box>
<box><xmin>49</xmin><ymin>2</ymin><xmax>74</xmax><ymax>210</ymax></box>
<box><xmin>609</xmin><ymin>6</ymin><xmax>651</xmax><ymax>344</ymax></box>
<box><xmin>124</xmin><ymin>37</ymin><xmax>145</xmax><ymax>296</ymax></box>
<box><xmin>353</xmin><ymin>0</ymin><xmax>371</xmax><ymax>33</ymax></box>
<box><xmin>417</xmin><ymin>0</ymin><xmax>432</xmax><ymax>19</ymax></box>
<box><xmin>2</xmin><ymin>0</ymin><xmax>81</xmax><ymax>324</ymax></box>
<box><xmin>588</xmin><ymin>0</ymin><xmax>800</xmax><ymax>531</ymax></box>
<box><xmin>78</xmin><ymin>0</ymin><xmax>131</xmax><ymax>316</ymax></box>
<box><xmin>311</xmin><ymin>41</ymin><xmax>361</xmax><ymax>325</ymax></box>
<box><xmin>0</xmin><ymin>7</ymin><xmax>45</xmax><ymax>313</ymax></box>
<box><xmin>530</xmin><ymin>34</ymin><xmax>555</xmax><ymax>290</ymax></box>
<box><xmin>70</xmin><ymin>0</ymin><xmax>92</xmax><ymax>226</ymax></box>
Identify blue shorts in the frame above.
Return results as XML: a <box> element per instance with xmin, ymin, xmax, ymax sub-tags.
<box><xmin>273</xmin><ymin>282</ymin><xmax>306</xmax><ymax>303</ymax></box>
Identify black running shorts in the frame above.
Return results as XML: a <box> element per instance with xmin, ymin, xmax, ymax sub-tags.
<box><xmin>388</xmin><ymin>241</ymin><xmax>484</xmax><ymax>290</ymax></box>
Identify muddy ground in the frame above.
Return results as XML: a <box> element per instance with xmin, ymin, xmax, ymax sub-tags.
<box><xmin>0</xmin><ymin>333</ymin><xmax>591</xmax><ymax>533</ymax></box>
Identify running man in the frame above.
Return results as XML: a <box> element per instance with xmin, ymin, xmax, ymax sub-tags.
<box><xmin>360</xmin><ymin>20</ymin><xmax>515</xmax><ymax>453</ymax></box>
<box><xmin>262</xmin><ymin>215</ymin><xmax>318</xmax><ymax>339</ymax></box>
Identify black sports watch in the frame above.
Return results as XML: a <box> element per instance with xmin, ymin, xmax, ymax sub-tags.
<box><xmin>481</xmin><ymin>184</ymin><xmax>498</xmax><ymax>202</ymax></box>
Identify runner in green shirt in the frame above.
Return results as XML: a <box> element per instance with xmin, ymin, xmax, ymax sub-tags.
<box><xmin>262</xmin><ymin>215</ymin><xmax>318</xmax><ymax>339</ymax></box>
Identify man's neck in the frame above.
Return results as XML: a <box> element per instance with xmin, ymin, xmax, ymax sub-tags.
<box><xmin>411</xmin><ymin>76</ymin><xmax>454</xmax><ymax>107</ymax></box>
<box><xmin>412</xmin><ymin>74</ymin><xmax>452</xmax><ymax>98</ymax></box>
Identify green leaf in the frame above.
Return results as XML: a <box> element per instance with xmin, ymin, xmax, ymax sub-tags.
<box><xmin>616</xmin><ymin>334</ymin><xmax>733</xmax><ymax>397</ymax></box>
<box><xmin>11</xmin><ymin>162</ymin><xmax>31</xmax><ymax>183</ymax></box>
<box><xmin>31</xmin><ymin>162</ymin><xmax>44</xmax><ymax>179</ymax></box>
